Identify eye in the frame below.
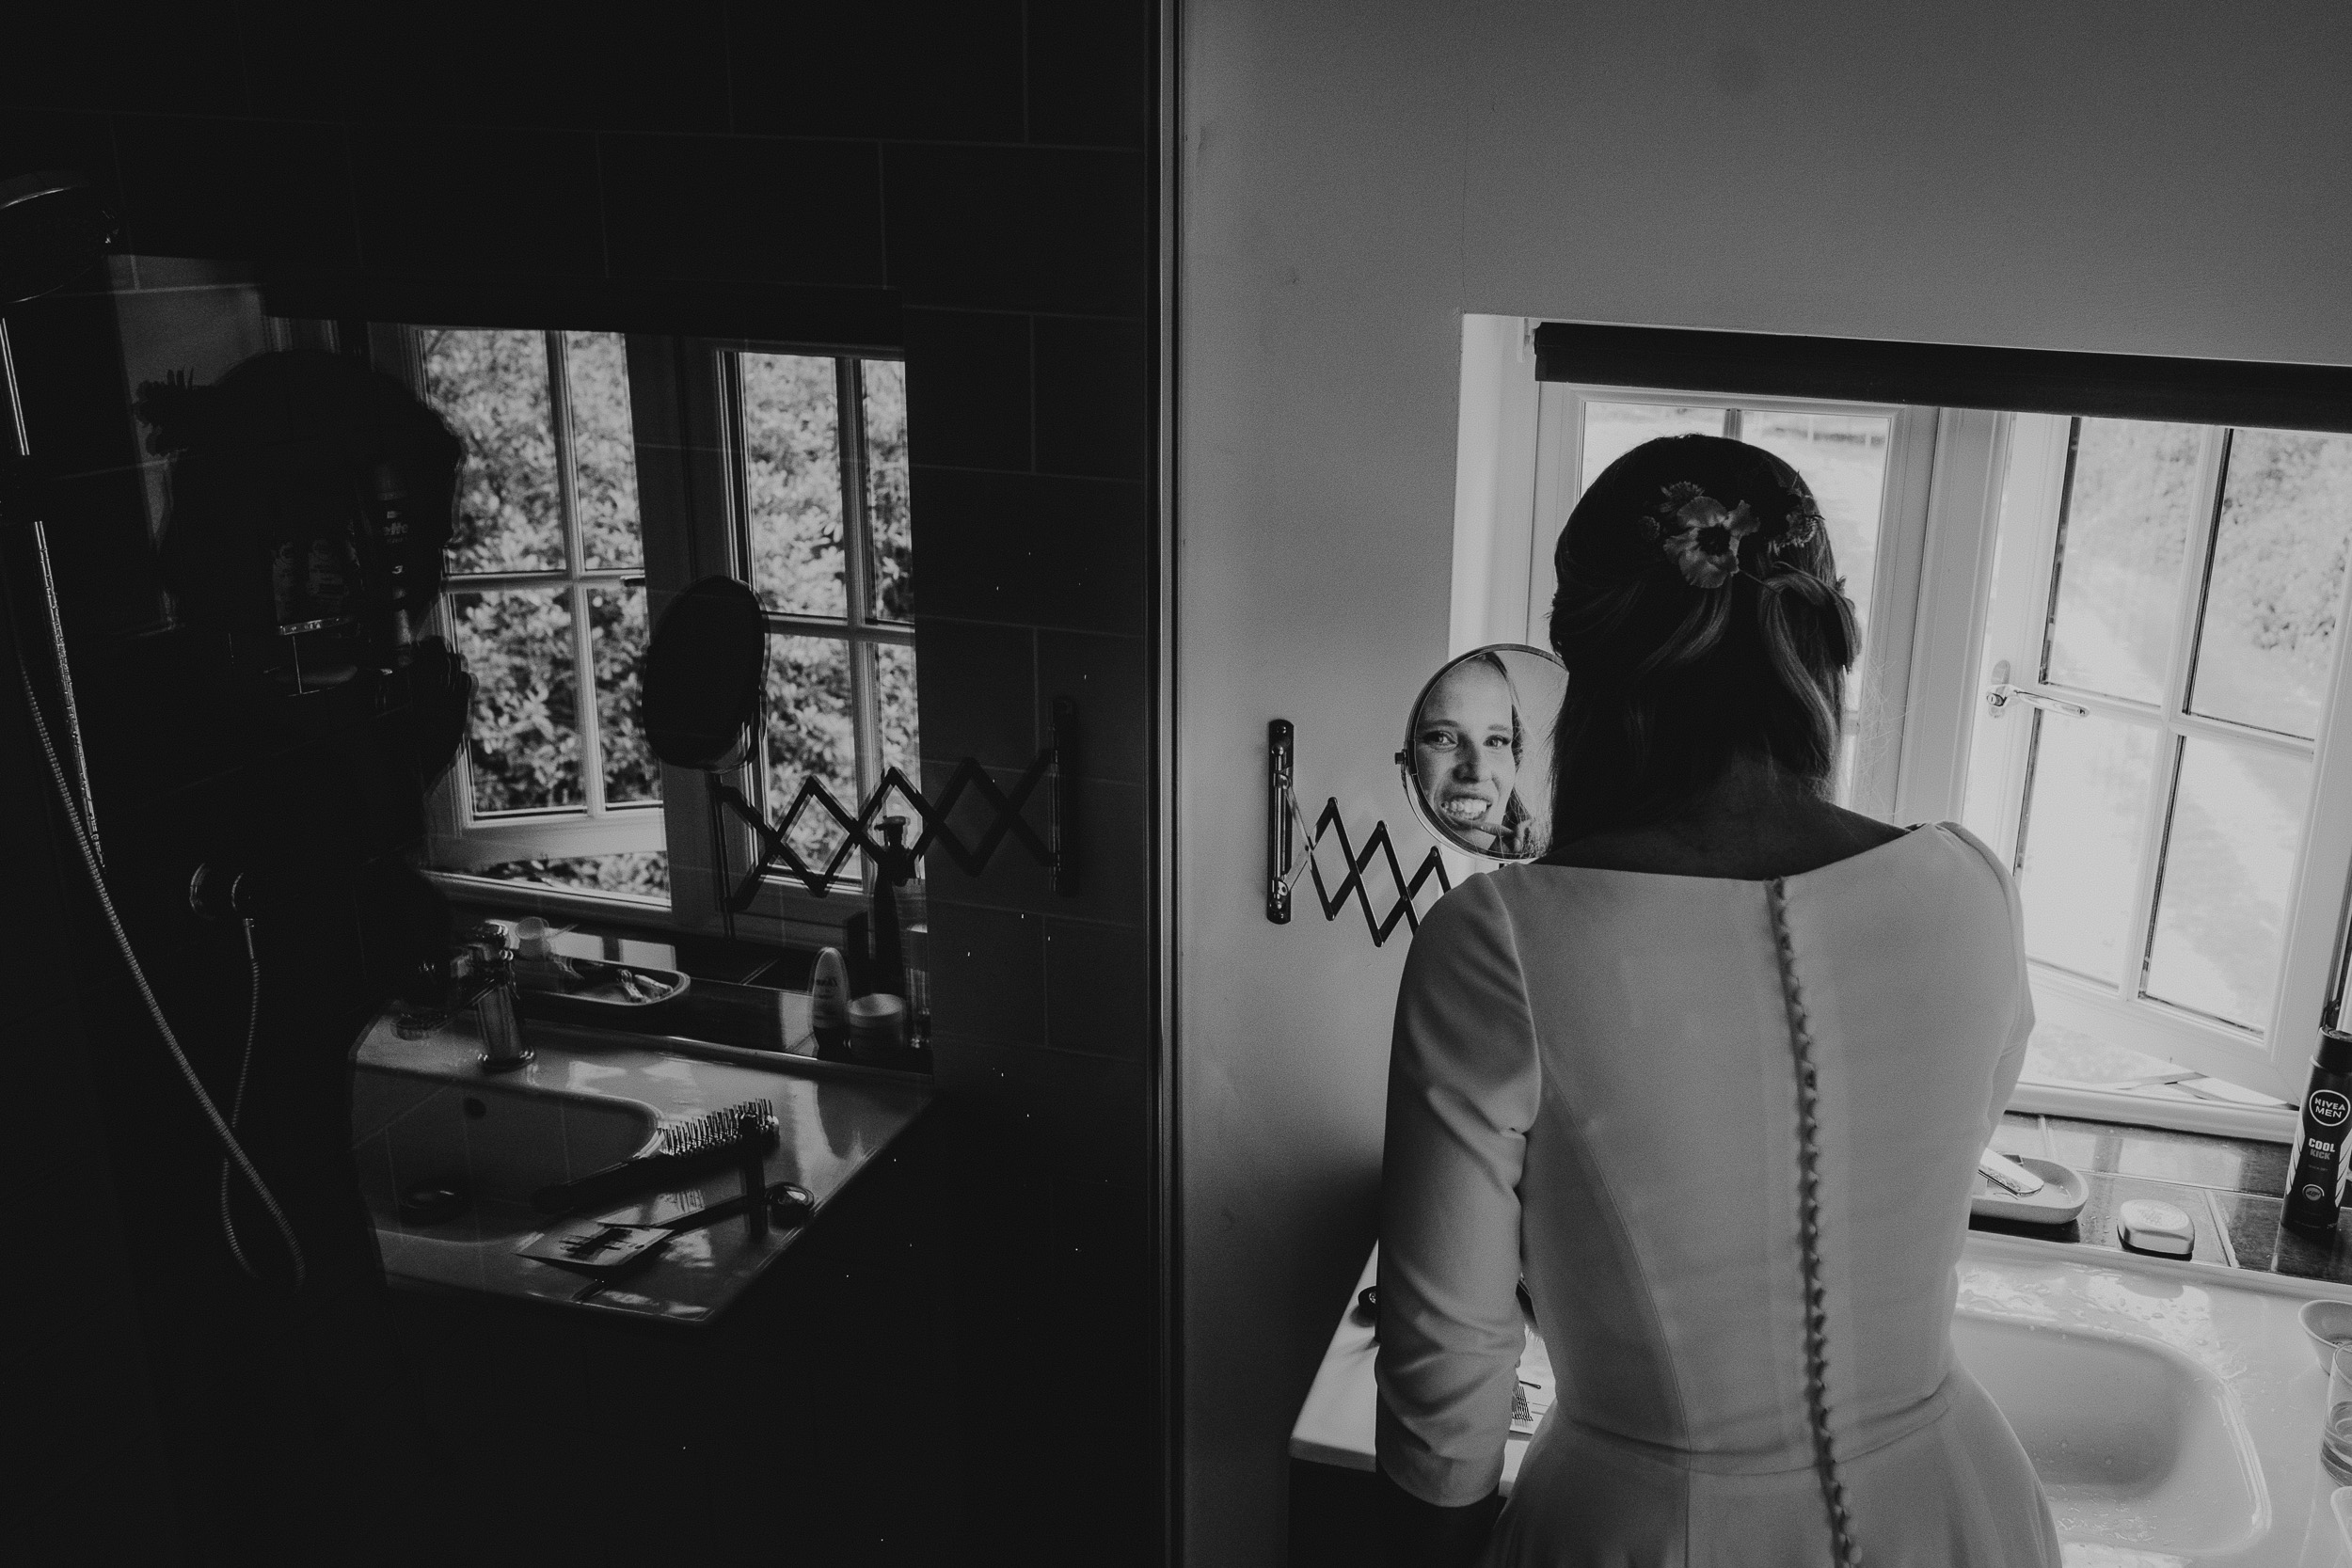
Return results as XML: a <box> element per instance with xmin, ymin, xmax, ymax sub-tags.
<box><xmin>1418</xmin><ymin>729</ymin><xmax>1456</xmax><ymax>750</ymax></box>
<box><xmin>1485</xmin><ymin>734</ymin><xmax>1512</xmax><ymax>749</ymax></box>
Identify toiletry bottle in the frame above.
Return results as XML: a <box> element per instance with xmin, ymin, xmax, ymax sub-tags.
<box><xmin>809</xmin><ymin>946</ymin><xmax>851</xmax><ymax>1056</ymax></box>
<box><xmin>869</xmin><ymin>816</ymin><xmax>914</xmax><ymax>1001</ymax></box>
<box><xmin>2284</xmin><ymin>1027</ymin><xmax>2352</xmax><ymax>1232</ymax></box>
<box><xmin>843</xmin><ymin>911</ymin><xmax>873</xmax><ymax>999</ymax></box>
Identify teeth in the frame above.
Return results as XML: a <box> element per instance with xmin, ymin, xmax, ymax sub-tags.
<box><xmin>1442</xmin><ymin>798</ymin><xmax>1488</xmax><ymax>822</ymax></box>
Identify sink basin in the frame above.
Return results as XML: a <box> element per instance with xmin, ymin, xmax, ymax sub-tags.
<box><xmin>348</xmin><ymin>1010</ymin><xmax>930</xmax><ymax>1322</ymax></box>
<box><xmin>1952</xmin><ymin>1309</ymin><xmax>2266</xmax><ymax>1555</ymax></box>
<box><xmin>352</xmin><ymin>1064</ymin><xmax>661</xmax><ymax>1234</ymax></box>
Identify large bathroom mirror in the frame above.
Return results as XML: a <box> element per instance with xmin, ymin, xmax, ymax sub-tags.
<box><xmin>1395</xmin><ymin>643</ymin><xmax>1568</xmax><ymax>860</ymax></box>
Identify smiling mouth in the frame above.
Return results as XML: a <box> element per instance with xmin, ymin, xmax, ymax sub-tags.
<box><xmin>1440</xmin><ymin>795</ymin><xmax>1492</xmax><ymax>824</ymax></box>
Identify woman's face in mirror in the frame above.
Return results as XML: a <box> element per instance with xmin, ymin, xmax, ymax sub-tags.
<box><xmin>1413</xmin><ymin>660</ymin><xmax>1518</xmax><ymax>851</ymax></box>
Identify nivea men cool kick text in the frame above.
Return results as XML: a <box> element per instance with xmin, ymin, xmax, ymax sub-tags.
<box><xmin>2286</xmin><ymin>1028</ymin><xmax>2352</xmax><ymax>1232</ymax></box>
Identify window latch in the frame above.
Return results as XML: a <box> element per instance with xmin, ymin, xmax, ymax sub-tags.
<box><xmin>1984</xmin><ymin>683</ymin><xmax>2090</xmax><ymax>720</ymax></box>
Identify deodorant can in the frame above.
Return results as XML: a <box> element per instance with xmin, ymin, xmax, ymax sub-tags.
<box><xmin>2283</xmin><ymin>1027</ymin><xmax>2352</xmax><ymax>1232</ymax></box>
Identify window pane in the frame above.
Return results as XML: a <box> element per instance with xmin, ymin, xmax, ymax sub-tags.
<box><xmin>1742</xmin><ymin>411</ymin><xmax>1891</xmax><ymax>655</ymax></box>
<box><xmin>419</xmin><ymin>327</ymin><xmax>563</xmax><ymax>574</ymax></box>
<box><xmin>564</xmin><ymin>331</ymin><xmax>641</xmax><ymax>571</ymax></box>
<box><xmin>765</xmin><ymin>635</ymin><xmax>856</xmax><ymax>872</ymax></box>
<box><xmin>2015</xmin><ymin>710</ymin><xmax>2157</xmax><ymax>984</ymax></box>
<box><xmin>863</xmin><ymin>359</ymin><xmax>913</xmax><ymax>623</ymax></box>
<box><xmin>743</xmin><ymin>354</ymin><xmax>845</xmax><ymax>619</ymax></box>
<box><xmin>590</xmin><ymin>584</ymin><xmax>658</xmax><ymax>806</ymax></box>
<box><xmin>449</xmin><ymin>587</ymin><xmax>580</xmax><ymax>813</ymax></box>
<box><xmin>1580</xmin><ymin>402</ymin><xmax>1723</xmax><ymax>490</ymax></box>
<box><xmin>2145</xmin><ymin>739</ymin><xmax>2311</xmax><ymax>1030</ymax></box>
<box><xmin>2042</xmin><ymin>419</ymin><xmax>2202</xmax><ymax>704</ymax></box>
<box><xmin>877</xmin><ymin>641</ymin><xmax>920</xmax><ymax>784</ymax></box>
<box><xmin>2187</xmin><ymin>428</ymin><xmax>2352</xmax><ymax>738</ymax></box>
<box><xmin>479</xmin><ymin>852</ymin><xmax>669</xmax><ymax>898</ymax></box>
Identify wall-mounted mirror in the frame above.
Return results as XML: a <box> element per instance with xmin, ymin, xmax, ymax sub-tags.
<box><xmin>1394</xmin><ymin>643</ymin><xmax>1568</xmax><ymax>861</ymax></box>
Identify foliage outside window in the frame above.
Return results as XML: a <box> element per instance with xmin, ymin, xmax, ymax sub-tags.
<box><xmin>413</xmin><ymin>326</ymin><xmax>666</xmax><ymax>897</ymax></box>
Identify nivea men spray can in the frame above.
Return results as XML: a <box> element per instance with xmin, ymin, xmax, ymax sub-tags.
<box><xmin>2284</xmin><ymin>1028</ymin><xmax>2352</xmax><ymax>1232</ymax></box>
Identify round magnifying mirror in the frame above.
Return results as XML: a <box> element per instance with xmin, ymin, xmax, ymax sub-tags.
<box><xmin>1395</xmin><ymin>644</ymin><xmax>1568</xmax><ymax>861</ymax></box>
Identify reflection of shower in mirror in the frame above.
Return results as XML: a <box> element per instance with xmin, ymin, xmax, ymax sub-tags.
<box><xmin>1395</xmin><ymin>644</ymin><xmax>1569</xmax><ymax>860</ymax></box>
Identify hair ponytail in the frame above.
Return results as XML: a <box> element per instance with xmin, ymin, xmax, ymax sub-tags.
<box><xmin>1754</xmin><ymin>566</ymin><xmax>1859</xmax><ymax>768</ymax></box>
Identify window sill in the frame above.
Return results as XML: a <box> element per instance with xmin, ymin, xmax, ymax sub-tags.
<box><xmin>2009</xmin><ymin>1077</ymin><xmax>2295</xmax><ymax>1146</ymax></box>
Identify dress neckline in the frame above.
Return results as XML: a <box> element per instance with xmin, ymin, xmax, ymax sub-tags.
<box><xmin>1527</xmin><ymin>821</ymin><xmax>1939</xmax><ymax>887</ymax></box>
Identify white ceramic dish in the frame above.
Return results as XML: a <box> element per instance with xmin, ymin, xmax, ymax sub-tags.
<box><xmin>2300</xmin><ymin>1297</ymin><xmax>2352</xmax><ymax>1372</ymax></box>
<box><xmin>1968</xmin><ymin>1155</ymin><xmax>2088</xmax><ymax>1226</ymax></box>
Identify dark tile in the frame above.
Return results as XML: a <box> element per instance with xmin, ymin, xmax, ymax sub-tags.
<box><xmin>1033</xmin><ymin>314</ymin><xmax>1150</xmax><ymax>481</ymax></box>
<box><xmin>0</xmin><ymin>286</ymin><xmax>140</xmax><ymax>474</ymax></box>
<box><xmin>724</xmin><ymin>0</ymin><xmax>1025</xmax><ymax>142</ymax></box>
<box><xmin>349</xmin><ymin>125</ymin><xmax>605</xmax><ymax>279</ymax></box>
<box><xmin>902</xmin><ymin>309</ymin><xmax>1032</xmax><ymax>472</ymax></box>
<box><xmin>1986</xmin><ymin>1114</ymin><xmax>2044</xmax><ymax>1162</ymax></box>
<box><xmin>0</xmin><ymin>111</ymin><xmax>127</xmax><ymax>225</ymax></box>
<box><xmin>2211</xmin><ymin>1189</ymin><xmax>2352</xmax><ymax>1283</ymax></box>
<box><xmin>2108</xmin><ymin>1125</ymin><xmax>2281</xmax><ymax>1194</ymax></box>
<box><xmin>1025</xmin><ymin>0</ymin><xmax>1154</xmax><ymax>150</ymax></box>
<box><xmin>930</xmin><ymin>760</ymin><xmax>1145</xmax><ymax>927</ymax></box>
<box><xmin>882</xmin><ymin>145</ymin><xmax>1149</xmax><ymax>316</ymax></box>
<box><xmin>929</xmin><ymin>1036</ymin><xmax>1147</xmax><ymax>1180</ymax></box>
<box><xmin>236</xmin><ymin>0</ymin><xmax>733</xmax><ymax>134</ymax></box>
<box><xmin>911</xmin><ymin>467</ymin><xmax>1149</xmax><ymax>636</ymax></box>
<box><xmin>113</xmin><ymin>115</ymin><xmax>358</xmax><ymax>272</ymax></box>
<box><xmin>914</xmin><ymin>620</ymin><xmax>1036</xmax><ymax>772</ymax></box>
<box><xmin>600</xmin><ymin>135</ymin><xmax>883</xmax><ymax>288</ymax></box>
<box><xmin>1042</xmin><ymin>917</ymin><xmax>1149</xmax><ymax>1060</ymax></box>
<box><xmin>0</xmin><ymin>6</ymin><xmax>253</xmax><ymax>117</ymax></box>
<box><xmin>924</xmin><ymin>899</ymin><xmax>1044</xmax><ymax>1047</ymax></box>
<box><xmin>1036</xmin><ymin>629</ymin><xmax>1148</xmax><ymax>784</ymax></box>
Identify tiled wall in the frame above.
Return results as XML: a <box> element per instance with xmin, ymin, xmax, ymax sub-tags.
<box><xmin>4</xmin><ymin>3</ymin><xmax>1159</xmax><ymax>1560</ymax></box>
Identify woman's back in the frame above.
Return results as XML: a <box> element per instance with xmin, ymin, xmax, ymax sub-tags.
<box><xmin>1375</xmin><ymin>823</ymin><xmax>2062</xmax><ymax>1565</ymax></box>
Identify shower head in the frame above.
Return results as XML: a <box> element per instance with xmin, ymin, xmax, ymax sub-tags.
<box><xmin>0</xmin><ymin>171</ymin><xmax>119</xmax><ymax>308</ymax></box>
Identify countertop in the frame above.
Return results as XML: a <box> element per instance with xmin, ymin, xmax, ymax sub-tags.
<box><xmin>1294</xmin><ymin>1234</ymin><xmax>2352</xmax><ymax>1565</ymax></box>
<box><xmin>351</xmin><ymin>994</ymin><xmax>930</xmax><ymax>1326</ymax></box>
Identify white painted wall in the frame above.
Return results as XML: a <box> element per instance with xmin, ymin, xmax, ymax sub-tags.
<box><xmin>1175</xmin><ymin>4</ymin><xmax>2352</xmax><ymax>1562</ymax></box>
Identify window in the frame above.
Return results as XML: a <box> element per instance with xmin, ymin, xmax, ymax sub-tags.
<box><xmin>370</xmin><ymin>323</ymin><xmax>917</xmax><ymax>928</ymax></box>
<box><xmin>1963</xmin><ymin>416</ymin><xmax>2352</xmax><ymax>1109</ymax></box>
<box><xmin>729</xmin><ymin>352</ymin><xmax>918</xmax><ymax>879</ymax></box>
<box><xmin>1526</xmin><ymin>386</ymin><xmax>1937</xmax><ymax>815</ymax></box>
<box><xmin>1458</xmin><ymin>317</ymin><xmax>2352</xmax><ymax>1130</ymax></box>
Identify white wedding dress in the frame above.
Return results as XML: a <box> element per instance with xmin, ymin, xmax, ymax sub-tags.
<box><xmin>1376</xmin><ymin>823</ymin><xmax>2061</xmax><ymax>1566</ymax></box>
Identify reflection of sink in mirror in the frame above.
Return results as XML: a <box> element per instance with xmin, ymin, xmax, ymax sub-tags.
<box><xmin>1951</xmin><ymin>1310</ymin><xmax>2265</xmax><ymax>1555</ymax></box>
<box><xmin>351</xmin><ymin>1065</ymin><xmax>660</xmax><ymax>1235</ymax></box>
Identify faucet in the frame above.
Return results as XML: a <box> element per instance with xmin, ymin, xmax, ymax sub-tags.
<box><xmin>457</xmin><ymin>924</ymin><xmax>533</xmax><ymax>1073</ymax></box>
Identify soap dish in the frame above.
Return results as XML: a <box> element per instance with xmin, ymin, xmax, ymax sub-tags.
<box><xmin>526</xmin><ymin>958</ymin><xmax>691</xmax><ymax>1010</ymax></box>
<box><xmin>1968</xmin><ymin>1156</ymin><xmax>2088</xmax><ymax>1226</ymax></box>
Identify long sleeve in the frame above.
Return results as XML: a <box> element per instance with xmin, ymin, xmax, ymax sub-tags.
<box><xmin>1945</xmin><ymin>822</ymin><xmax>2036</xmax><ymax>1143</ymax></box>
<box><xmin>1376</xmin><ymin>873</ymin><xmax>1543</xmax><ymax>1508</ymax></box>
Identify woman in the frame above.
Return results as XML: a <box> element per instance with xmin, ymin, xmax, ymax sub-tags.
<box><xmin>1375</xmin><ymin>436</ymin><xmax>2058</xmax><ymax>1567</ymax></box>
<box><xmin>1411</xmin><ymin>652</ymin><xmax>1540</xmax><ymax>857</ymax></box>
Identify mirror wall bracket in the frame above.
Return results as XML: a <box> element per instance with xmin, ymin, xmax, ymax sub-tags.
<box><xmin>1265</xmin><ymin>717</ymin><xmax>1452</xmax><ymax>947</ymax></box>
<box><xmin>715</xmin><ymin>697</ymin><xmax>1080</xmax><ymax>906</ymax></box>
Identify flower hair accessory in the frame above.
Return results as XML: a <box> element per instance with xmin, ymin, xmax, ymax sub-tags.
<box><xmin>1643</xmin><ymin>482</ymin><xmax>1756</xmax><ymax>589</ymax></box>
<box><xmin>1639</xmin><ymin>472</ymin><xmax>1828</xmax><ymax>589</ymax></box>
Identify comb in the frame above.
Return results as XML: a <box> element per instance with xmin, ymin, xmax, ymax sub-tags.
<box><xmin>532</xmin><ymin>1099</ymin><xmax>779</xmax><ymax>1215</ymax></box>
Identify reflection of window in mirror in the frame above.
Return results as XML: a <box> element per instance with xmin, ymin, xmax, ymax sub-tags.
<box><xmin>1449</xmin><ymin>317</ymin><xmax>2352</xmax><ymax>1125</ymax></box>
<box><xmin>355</xmin><ymin>323</ymin><xmax>915</xmax><ymax>925</ymax></box>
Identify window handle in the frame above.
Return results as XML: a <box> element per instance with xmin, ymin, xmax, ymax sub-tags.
<box><xmin>1984</xmin><ymin>683</ymin><xmax>2090</xmax><ymax>720</ymax></box>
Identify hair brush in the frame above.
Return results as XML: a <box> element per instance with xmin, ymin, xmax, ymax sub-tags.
<box><xmin>532</xmin><ymin>1099</ymin><xmax>779</xmax><ymax>1215</ymax></box>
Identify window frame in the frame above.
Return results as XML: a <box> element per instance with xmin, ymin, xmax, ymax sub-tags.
<box><xmin>385</xmin><ymin>324</ymin><xmax>666</xmax><ymax>880</ymax></box>
<box><xmin>639</xmin><ymin>335</ymin><xmax>915</xmax><ymax>949</ymax></box>
<box><xmin>1962</xmin><ymin>412</ymin><xmax>2352</xmax><ymax>1111</ymax></box>
<box><xmin>1526</xmin><ymin>381</ymin><xmax>1940</xmax><ymax>820</ymax></box>
<box><xmin>1466</xmin><ymin>315</ymin><xmax>2352</xmax><ymax>1137</ymax></box>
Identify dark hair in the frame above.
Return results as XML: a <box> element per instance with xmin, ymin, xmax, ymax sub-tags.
<box><xmin>1546</xmin><ymin>434</ymin><xmax>1858</xmax><ymax>846</ymax></box>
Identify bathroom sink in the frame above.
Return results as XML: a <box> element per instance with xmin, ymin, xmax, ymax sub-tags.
<box><xmin>351</xmin><ymin>1064</ymin><xmax>661</xmax><ymax>1234</ymax></box>
<box><xmin>349</xmin><ymin>1008</ymin><xmax>930</xmax><ymax>1323</ymax></box>
<box><xmin>1952</xmin><ymin>1309</ymin><xmax>2266</xmax><ymax>1555</ymax></box>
